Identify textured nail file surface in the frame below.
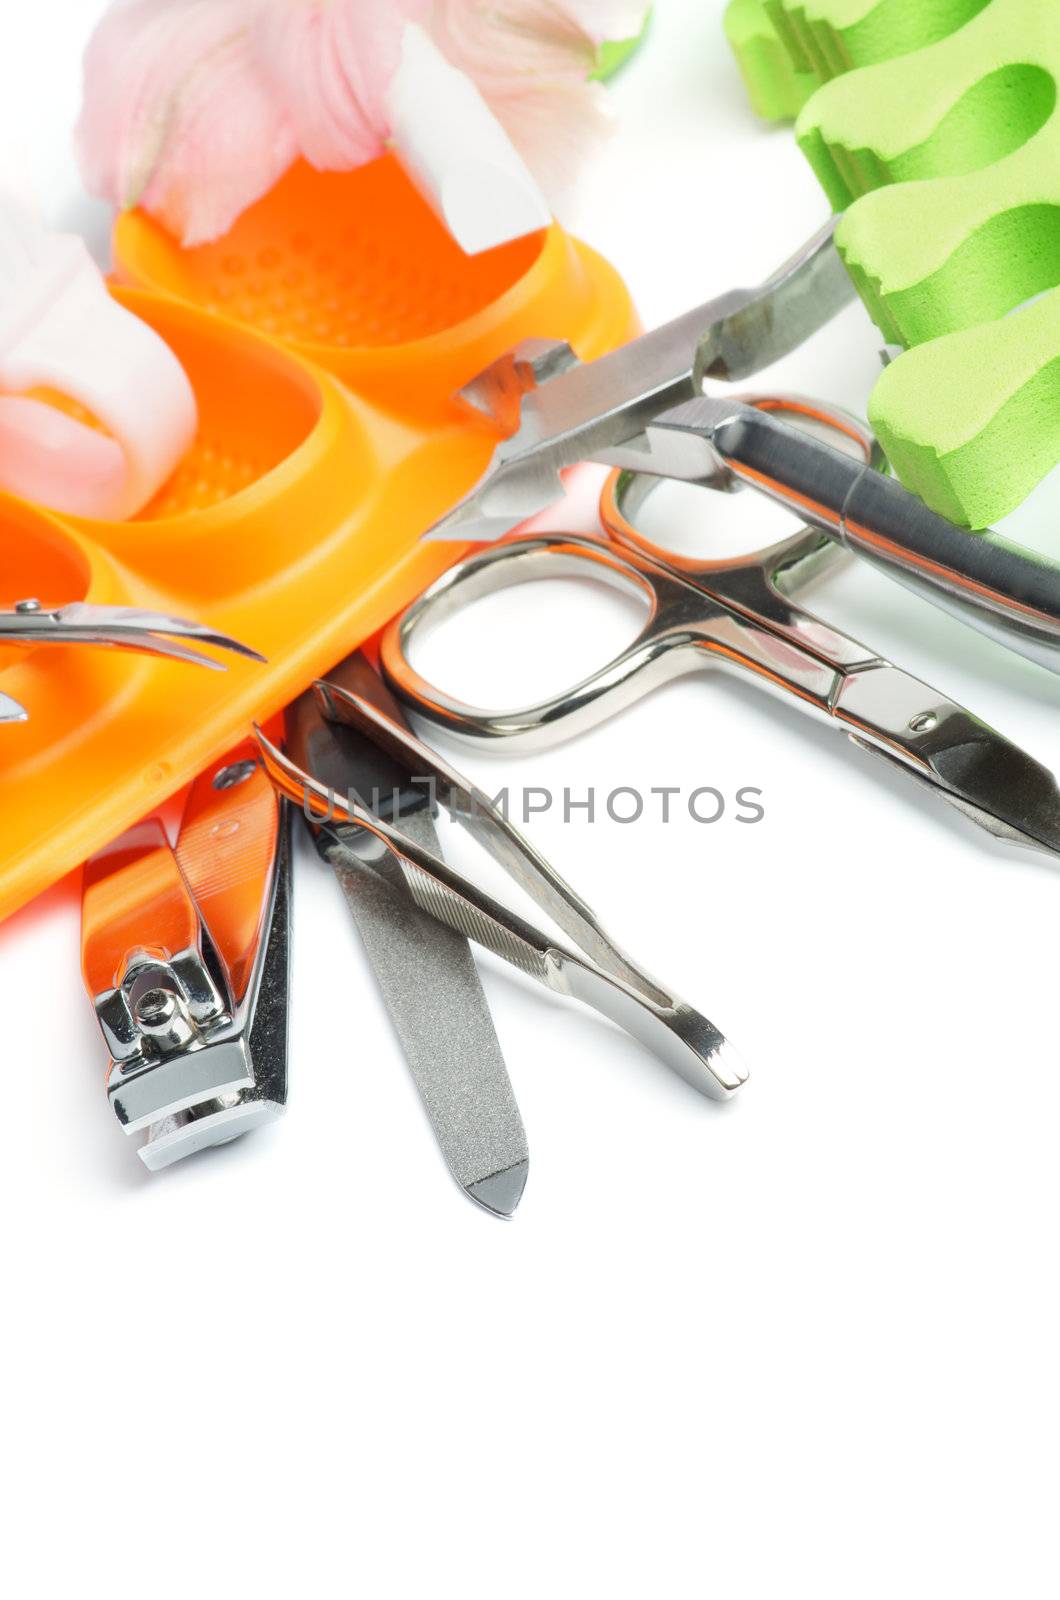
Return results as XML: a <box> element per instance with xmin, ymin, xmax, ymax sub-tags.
<box><xmin>725</xmin><ymin>0</ymin><xmax>1060</xmax><ymax>529</ymax></box>
<box><xmin>285</xmin><ymin>655</ymin><xmax>529</xmax><ymax>1218</ymax></box>
<box><xmin>328</xmin><ymin>824</ymin><xmax>530</xmax><ymax>1218</ymax></box>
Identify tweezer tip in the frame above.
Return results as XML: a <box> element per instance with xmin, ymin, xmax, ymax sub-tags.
<box><xmin>466</xmin><ymin>1157</ymin><xmax>529</xmax><ymax>1217</ymax></box>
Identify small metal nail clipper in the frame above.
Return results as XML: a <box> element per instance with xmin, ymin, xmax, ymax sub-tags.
<box><xmin>81</xmin><ymin>740</ymin><xmax>291</xmax><ymax>1170</ymax></box>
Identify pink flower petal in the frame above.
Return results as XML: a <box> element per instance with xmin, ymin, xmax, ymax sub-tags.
<box><xmin>428</xmin><ymin>1</ymin><xmax>632</xmax><ymax>193</ymax></box>
<box><xmin>256</xmin><ymin>0</ymin><xmax>429</xmax><ymax>170</ymax></box>
<box><xmin>564</xmin><ymin>1</ymin><xmax>649</xmax><ymax>44</ymax></box>
<box><xmin>77</xmin><ymin>0</ymin><xmax>297</xmax><ymax>246</ymax></box>
<box><xmin>78</xmin><ymin>0</ymin><xmax>646</xmax><ymax>246</ymax></box>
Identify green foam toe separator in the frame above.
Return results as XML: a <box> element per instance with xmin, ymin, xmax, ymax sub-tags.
<box><xmin>732</xmin><ymin>0</ymin><xmax>1060</xmax><ymax>526</ymax></box>
<box><xmin>765</xmin><ymin>0</ymin><xmax>992</xmax><ymax>79</ymax></box>
<box><xmin>869</xmin><ymin>288</ymin><xmax>1060</xmax><ymax>528</ymax></box>
<box><xmin>797</xmin><ymin>0</ymin><xmax>1060</xmax><ymax>272</ymax></box>
<box><xmin>724</xmin><ymin>0</ymin><xmax>818</xmax><ymax>120</ymax></box>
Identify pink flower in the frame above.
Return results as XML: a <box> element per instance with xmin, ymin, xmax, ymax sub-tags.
<box><xmin>256</xmin><ymin>1</ymin><xmax>429</xmax><ymax>170</ymax></box>
<box><xmin>77</xmin><ymin>0</ymin><xmax>647</xmax><ymax>247</ymax></box>
<box><xmin>78</xmin><ymin>1</ymin><xmax>296</xmax><ymax>247</ymax></box>
<box><xmin>431</xmin><ymin>2</ymin><xmax>645</xmax><ymax>193</ymax></box>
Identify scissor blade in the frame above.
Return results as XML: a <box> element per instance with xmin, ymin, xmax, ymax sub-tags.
<box><xmin>425</xmin><ymin>219</ymin><xmax>853</xmax><ymax>542</ymax></box>
<box><xmin>57</xmin><ymin>631</ymin><xmax>230</xmax><ymax>670</ymax></box>
<box><xmin>920</xmin><ymin>736</ymin><xmax>1060</xmax><ymax>860</ymax></box>
<box><xmin>1</xmin><ymin>691</ymin><xmax>28</xmax><ymax>723</ymax></box>
<box><xmin>834</xmin><ymin>665</ymin><xmax>1060</xmax><ymax>861</ymax></box>
<box><xmin>425</xmin><ymin>468</ymin><xmax>562</xmax><ymax>545</ymax></box>
<box><xmin>57</xmin><ymin>603</ymin><xmax>266</xmax><ymax>663</ymax></box>
<box><xmin>423</xmin><ymin>298</ymin><xmax>719</xmax><ymax>541</ymax></box>
<box><xmin>3</xmin><ymin>602</ymin><xmax>265</xmax><ymax>665</ymax></box>
<box><xmin>286</xmin><ymin>654</ymin><xmax>529</xmax><ymax>1218</ymax></box>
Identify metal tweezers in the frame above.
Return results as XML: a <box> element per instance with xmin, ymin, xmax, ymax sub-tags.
<box><xmin>0</xmin><ymin>597</ymin><xmax>263</xmax><ymax>722</ymax></box>
<box><xmin>424</xmin><ymin>219</ymin><xmax>1060</xmax><ymax>679</ymax></box>
<box><xmin>255</xmin><ymin>684</ymin><xmax>748</xmax><ymax>1102</ymax></box>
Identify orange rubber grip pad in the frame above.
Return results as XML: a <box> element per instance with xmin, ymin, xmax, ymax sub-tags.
<box><xmin>0</xmin><ymin>156</ymin><xmax>636</xmax><ymax>922</ymax></box>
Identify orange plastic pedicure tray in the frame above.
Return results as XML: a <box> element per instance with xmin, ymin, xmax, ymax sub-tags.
<box><xmin>0</xmin><ymin>155</ymin><xmax>636</xmax><ymax>922</ymax></box>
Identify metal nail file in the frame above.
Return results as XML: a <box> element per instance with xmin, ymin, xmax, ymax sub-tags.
<box><xmin>285</xmin><ymin>652</ymin><xmax>529</xmax><ymax>1217</ymax></box>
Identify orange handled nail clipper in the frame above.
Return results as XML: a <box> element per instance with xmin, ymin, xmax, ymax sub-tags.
<box><xmin>81</xmin><ymin>740</ymin><xmax>291</xmax><ymax>1170</ymax></box>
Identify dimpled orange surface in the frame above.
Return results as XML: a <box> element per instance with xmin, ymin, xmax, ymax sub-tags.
<box><xmin>0</xmin><ymin>155</ymin><xmax>636</xmax><ymax>921</ymax></box>
<box><xmin>167</xmin><ymin>159</ymin><xmax>545</xmax><ymax>348</ymax></box>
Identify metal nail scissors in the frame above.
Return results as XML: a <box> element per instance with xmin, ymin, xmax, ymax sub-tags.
<box><xmin>384</xmin><ymin>398</ymin><xmax>1060</xmax><ymax>866</ymax></box>
<box><xmin>254</xmin><ymin>688</ymin><xmax>747</xmax><ymax>1102</ymax></box>
<box><xmin>0</xmin><ymin>597</ymin><xmax>264</xmax><ymax>722</ymax></box>
<box><xmin>423</xmin><ymin>220</ymin><xmax>1060</xmax><ymax>680</ymax></box>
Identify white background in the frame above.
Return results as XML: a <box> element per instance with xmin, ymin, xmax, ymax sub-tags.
<box><xmin>3</xmin><ymin>3</ymin><xmax>1060</xmax><ymax>1595</ymax></box>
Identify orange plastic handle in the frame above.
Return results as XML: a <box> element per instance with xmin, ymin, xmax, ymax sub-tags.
<box><xmin>0</xmin><ymin>154</ymin><xmax>637</xmax><ymax>922</ymax></box>
<box><xmin>175</xmin><ymin>744</ymin><xmax>279</xmax><ymax>1006</ymax></box>
<box><xmin>81</xmin><ymin>819</ymin><xmax>198</xmax><ymax>997</ymax></box>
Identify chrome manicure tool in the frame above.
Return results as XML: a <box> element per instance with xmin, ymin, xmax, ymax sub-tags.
<box><xmin>383</xmin><ymin>399</ymin><xmax>1060</xmax><ymax>868</ymax></box>
<box><xmin>255</xmin><ymin>678</ymin><xmax>747</xmax><ymax>1112</ymax></box>
<box><xmin>423</xmin><ymin>220</ymin><xmax>1060</xmax><ymax>678</ymax></box>
<box><xmin>81</xmin><ymin>740</ymin><xmax>291</xmax><ymax>1170</ymax></box>
<box><xmin>284</xmin><ymin>652</ymin><xmax>529</xmax><ymax>1218</ymax></box>
<box><xmin>0</xmin><ymin>597</ymin><xmax>264</xmax><ymax>723</ymax></box>
<box><xmin>0</xmin><ymin>688</ymin><xmax>24</xmax><ymax>724</ymax></box>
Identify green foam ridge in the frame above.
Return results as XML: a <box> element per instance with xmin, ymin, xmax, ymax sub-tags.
<box><xmin>764</xmin><ymin>0</ymin><xmax>991</xmax><ymax>79</ymax></box>
<box><xmin>870</xmin><ymin>289</ymin><xmax>1060</xmax><ymax>528</ymax></box>
<box><xmin>723</xmin><ymin>0</ymin><xmax>817</xmax><ymax>119</ymax></box>
<box><xmin>724</xmin><ymin>0</ymin><xmax>1060</xmax><ymax>526</ymax></box>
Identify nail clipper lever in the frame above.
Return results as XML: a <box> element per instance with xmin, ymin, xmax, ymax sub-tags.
<box><xmin>81</xmin><ymin>740</ymin><xmax>291</xmax><ymax>1170</ymax></box>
